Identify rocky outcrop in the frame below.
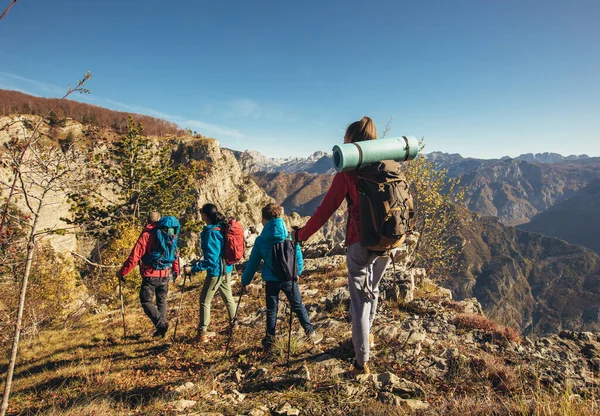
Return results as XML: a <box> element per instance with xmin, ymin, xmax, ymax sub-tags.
<box><xmin>173</xmin><ymin>138</ymin><xmax>273</xmax><ymax>228</ymax></box>
<box><xmin>1</xmin><ymin>116</ymin><xmax>276</xmax><ymax>255</ymax></box>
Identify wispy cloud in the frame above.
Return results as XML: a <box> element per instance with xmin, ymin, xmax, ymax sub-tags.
<box><xmin>0</xmin><ymin>72</ymin><xmax>65</xmax><ymax>95</ymax></box>
<box><xmin>217</xmin><ymin>97</ymin><xmax>291</xmax><ymax>122</ymax></box>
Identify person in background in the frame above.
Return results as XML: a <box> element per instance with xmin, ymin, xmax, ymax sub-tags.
<box><xmin>241</xmin><ymin>203</ymin><xmax>322</xmax><ymax>349</ymax></box>
<box><xmin>184</xmin><ymin>204</ymin><xmax>236</xmax><ymax>343</ymax></box>
<box><xmin>117</xmin><ymin>211</ymin><xmax>179</xmax><ymax>338</ymax></box>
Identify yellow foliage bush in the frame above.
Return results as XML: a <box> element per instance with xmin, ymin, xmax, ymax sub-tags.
<box><xmin>402</xmin><ymin>145</ymin><xmax>467</xmax><ymax>280</ymax></box>
<box><xmin>87</xmin><ymin>221</ymin><xmax>144</xmax><ymax>307</ymax></box>
<box><xmin>0</xmin><ymin>241</ymin><xmax>78</xmax><ymax>344</ymax></box>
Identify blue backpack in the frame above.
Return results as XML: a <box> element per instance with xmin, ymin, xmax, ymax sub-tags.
<box><xmin>142</xmin><ymin>216</ymin><xmax>180</xmax><ymax>270</ymax></box>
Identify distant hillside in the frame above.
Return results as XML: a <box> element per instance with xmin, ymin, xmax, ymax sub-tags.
<box><xmin>0</xmin><ymin>89</ymin><xmax>184</xmax><ymax>137</ymax></box>
<box><xmin>251</xmin><ymin>171</ymin><xmax>334</xmax><ymax>216</ymax></box>
<box><xmin>451</xmin><ymin>213</ymin><xmax>600</xmax><ymax>335</ymax></box>
<box><xmin>519</xmin><ymin>179</ymin><xmax>600</xmax><ymax>254</ymax></box>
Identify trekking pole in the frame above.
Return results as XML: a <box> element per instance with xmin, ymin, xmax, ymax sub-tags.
<box><xmin>118</xmin><ymin>277</ymin><xmax>127</xmax><ymax>339</ymax></box>
<box><xmin>172</xmin><ymin>266</ymin><xmax>187</xmax><ymax>342</ymax></box>
<box><xmin>224</xmin><ymin>286</ymin><xmax>244</xmax><ymax>359</ymax></box>
<box><xmin>286</xmin><ymin>239</ymin><xmax>298</xmax><ymax>368</ymax></box>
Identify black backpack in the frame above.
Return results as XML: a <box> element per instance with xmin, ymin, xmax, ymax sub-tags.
<box><xmin>270</xmin><ymin>239</ymin><xmax>298</xmax><ymax>282</ymax></box>
<box><xmin>357</xmin><ymin>160</ymin><xmax>414</xmax><ymax>252</ymax></box>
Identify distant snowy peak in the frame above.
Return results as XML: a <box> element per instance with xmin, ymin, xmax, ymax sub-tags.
<box><xmin>230</xmin><ymin>148</ymin><xmax>593</xmax><ymax>175</ymax></box>
<box><xmin>229</xmin><ymin>148</ymin><xmax>335</xmax><ymax>174</ymax></box>
<box><xmin>425</xmin><ymin>151</ymin><xmax>590</xmax><ymax>165</ymax></box>
<box><xmin>515</xmin><ymin>152</ymin><xmax>590</xmax><ymax>163</ymax></box>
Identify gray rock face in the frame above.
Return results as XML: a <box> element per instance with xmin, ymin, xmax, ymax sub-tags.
<box><xmin>168</xmin><ymin>399</ymin><xmax>197</xmax><ymax>412</ymax></box>
<box><xmin>325</xmin><ymin>287</ymin><xmax>350</xmax><ymax>312</ymax></box>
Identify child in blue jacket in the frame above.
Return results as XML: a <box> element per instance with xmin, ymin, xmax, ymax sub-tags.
<box><xmin>184</xmin><ymin>204</ymin><xmax>236</xmax><ymax>343</ymax></box>
<box><xmin>241</xmin><ymin>203</ymin><xmax>322</xmax><ymax>348</ymax></box>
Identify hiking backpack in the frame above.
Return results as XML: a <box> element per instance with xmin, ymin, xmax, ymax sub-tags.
<box><xmin>142</xmin><ymin>216</ymin><xmax>180</xmax><ymax>270</ymax></box>
<box><xmin>357</xmin><ymin>160</ymin><xmax>414</xmax><ymax>252</ymax></box>
<box><xmin>221</xmin><ymin>218</ymin><xmax>245</xmax><ymax>265</ymax></box>
<box><xmin>270</xmin><ymin>239</ymin><xmax>298</xmax><ymax>283</ymax></box>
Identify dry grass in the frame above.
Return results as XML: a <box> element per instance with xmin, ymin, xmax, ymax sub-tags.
<box><xmin>3</xmin><ymin>270</ymin><xmax>598</xmax><ymax>415</ymax></box>
<box><xmin>437</xmin><ymin>388</ymin><xmax>600</xmax><ymax>416</ymax></box>
<box><xmin>452</xmin><ymin>313</ymin><xmax>521</xmax><ymax>343</ymax></box>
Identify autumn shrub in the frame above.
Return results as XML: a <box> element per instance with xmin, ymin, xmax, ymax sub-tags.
<box><xmin>470</xmin><ymin>352</ymin><xmax>520</xmax><ymax>393</ymax></box>
<box><xmin>84</xmin><ymin>221</ymin><xmax>143</xmax><ymax>307</ymax></box>
<box><xmin>0</xmin><ymin>241</ymin><xmax>78</xmax><ymax>345</ymax></box>
<box><xmin>452</xmin><ymin>313</ymin><xmax>521</xmax><ymax>343</ymax></box>
<box><xmin>402</xmin><ymin>145</ymin><xmax>467</xmax><ymax>280</ymax></box>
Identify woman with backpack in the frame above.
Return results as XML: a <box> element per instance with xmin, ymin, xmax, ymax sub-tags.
<box><xmin>183</xmin><ymin>203</ymin><xmax>236</xmax><ymax>343</ymax></box>
<box><xmin>293</xmin><ymin>116</ymin><xmax>400</xmax><ymax>377</ymax></box>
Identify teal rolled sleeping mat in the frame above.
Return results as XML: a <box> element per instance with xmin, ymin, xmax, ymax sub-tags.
<box><xmin>332</xmin><ymin>136</ymin><xmax>420</xmax><ymax>172</ymax></box>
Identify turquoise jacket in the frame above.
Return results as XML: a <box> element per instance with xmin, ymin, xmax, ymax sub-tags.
<box><xmin>191</xmin><ymin>224</ymin><xmax>233</xmax><ymax>277</ymax></box>
<box><xmin>241</xmin><ymin>218</ymin><xmax>303</xmax><ymax>286</ymax></box>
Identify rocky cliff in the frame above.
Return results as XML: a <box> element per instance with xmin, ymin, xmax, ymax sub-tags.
<box><xmin>173</xmin><ymin>138</ymin><xmax>273</xmax><ymax>228</ymax></box>
<box><xmin>0</xmin><ymin>116</ymin><xmax>275</xmax><ymax>255</ymax></box>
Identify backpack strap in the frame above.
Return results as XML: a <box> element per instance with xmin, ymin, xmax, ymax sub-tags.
<box><xmin>352</xmin><ymin>142</ymin><xmax>364</xmax><ymax>170</ymax></box>
<box><xmin>402</xmin><ymin>136</ymin><xmax>411</xmax><ymax>161</ymax></box>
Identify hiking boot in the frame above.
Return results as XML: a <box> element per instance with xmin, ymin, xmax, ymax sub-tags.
<box><xmin>307</xmin><ymin>331</ymin><xmax>323</xmax><ymax>345</ymax></box>
<box><xmin>230</xmin><ymin>319</ymin><xmax>239</xmax><ymax>331</ymax></box>
<box><xmin>261</xmin><ymin>334</ymin><xmax>275</xmax><ymax>350</ymax></box>
<box><xmin>193</xmin><ymin>331</ymin><xmax>215</xmax><ymax>343</ymax></box>
<box><xmin>154</xmin><ymin>322</ymin><xmax>169</xmax><ymax>338</ymax></box>
<box><xmin>347</xmin><ymin>360</ymin><xmax>370</xmax><ymax>378</ymax></box>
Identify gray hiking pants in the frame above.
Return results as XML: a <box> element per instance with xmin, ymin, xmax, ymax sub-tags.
<box><xmin>199</xmin><ymin>273</ymin><xmax>236</xmax><ymax>333</ymax></box>
<box><xmin>346</xmin><ymin>243</ymin><xmax>392</xmax><ymax>363</ymax></box>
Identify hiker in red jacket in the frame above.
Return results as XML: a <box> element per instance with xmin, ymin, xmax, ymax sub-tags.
<box><xmin>117</xmin><ymin>211</ymin><xmax>180</xmax><ymax>337</ymax></box>
<box><xmin>293</xmin><ymin>117</ymin><xmax>392</xmax><ymax>377</ymax></box>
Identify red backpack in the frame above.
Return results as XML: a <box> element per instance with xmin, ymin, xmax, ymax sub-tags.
<box><xmin>222</xmin><ymin>218</ymin><xmax>245</xmax><ymax>265</ymax></box>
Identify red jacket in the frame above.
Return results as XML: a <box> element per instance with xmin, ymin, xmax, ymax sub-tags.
<box><xmin>298</xmin><ymin>171</ymin><xmax>360</xmax><ymax>246</ymax></box>
<box><xmin>119</xmin><ymin>223</ymin><xmax>180</xmax><ymax>278</ymax></box>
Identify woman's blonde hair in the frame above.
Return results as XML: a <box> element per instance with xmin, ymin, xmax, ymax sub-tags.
<box><xmin>345</xmin><ymin>116</ymin><xmax>377</xmax><ymax>143</ymax></box>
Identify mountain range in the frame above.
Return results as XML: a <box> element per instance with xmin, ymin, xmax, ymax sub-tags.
<box><xmin>231</xmin><ymin>148</ymin><xmax>591</xmax><ymax>175</ymax></box>
<box><xmin>235</xmin><ymin>147</ymin><xmax>600</xmax><ymax>335</ymax></box>
<box><xmin>234</xmin><ymin>148</ymin><xmax>600</xmax><ymax>230</ymax></box>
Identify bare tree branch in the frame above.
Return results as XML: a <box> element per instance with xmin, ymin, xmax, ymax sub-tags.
<box><xmin>56</xmin><ymin>243</ymin><xmax>120</xmax><ymax>269</ymax></box>
<box><xmin>0</xmin><ymin>0</ymin><xmax>18</xmax><ymax>23</ymax></box>
<box><xmin>0</xmin><ymin>72</ymin><xmax>91</xmax><ymax>238</ymax></box>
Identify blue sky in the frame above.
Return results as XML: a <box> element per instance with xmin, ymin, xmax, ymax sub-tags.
<box><xmin>0</xmin><ymin>0</ymin><xmax>598</xmax><ymax>158</ymax></box>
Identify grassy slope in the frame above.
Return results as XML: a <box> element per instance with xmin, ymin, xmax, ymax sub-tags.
<box><xmin>3</xmin><ymin>266</ymin><xmax>600</xmax><ymax>415</ymax></box>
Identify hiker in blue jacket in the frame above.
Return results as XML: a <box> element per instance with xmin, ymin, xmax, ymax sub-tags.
<box><xmin>241</xmin><ymin>203</ymin><xmax>322</xmax><ymax>349</ymax></box>
<box><xmin>183</xmin><ymin>204</ymin><xmax>236</xmax><ymax>343</ymax></box>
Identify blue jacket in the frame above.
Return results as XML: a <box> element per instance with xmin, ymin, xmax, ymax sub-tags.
<box><xmin>241</xmin><ymin>218</ymin><xmax>303</xmax><ymax>286</ymax></box>
<box><xmin>191</xmin><ymin>224</ymin><xmax>233</xmax><ymax>278</ymax></box>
